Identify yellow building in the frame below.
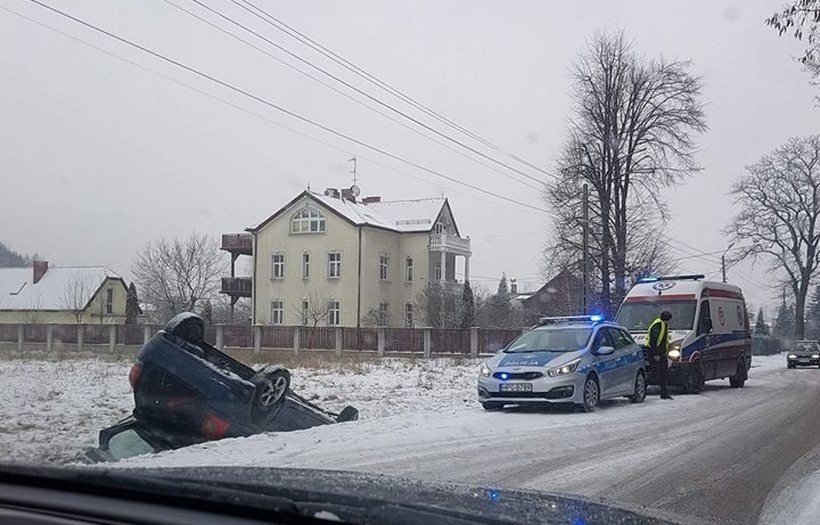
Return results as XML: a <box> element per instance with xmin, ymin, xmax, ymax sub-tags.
<box><xmin>0</xmin><ymin>261</ymin><xmax>128</xmax><ymax>324</ymax></box>
<box><xmin>221</xmin><ymin>187</ymin><xmax>472</xmax><ymax>327</ymax></box>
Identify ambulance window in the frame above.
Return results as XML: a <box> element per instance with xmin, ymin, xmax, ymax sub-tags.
<box><xmin>697</xmin><ymin>301</ymin><xmax>712</xmax><ymax>335</ymax></box>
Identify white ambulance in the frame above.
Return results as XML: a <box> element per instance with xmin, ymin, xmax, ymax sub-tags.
<box><xmin>614</xmin><ymin>275</ymin><xmax>751</xmax><ymax>393</ymax></box>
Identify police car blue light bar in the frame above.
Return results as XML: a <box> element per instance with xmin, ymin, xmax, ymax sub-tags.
<box><xmin>538</xmin><ymin>315</ymin><xmax>606</xmax><ymax>325</ymax></box>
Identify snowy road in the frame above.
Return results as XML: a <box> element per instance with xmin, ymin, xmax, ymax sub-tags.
<box><xmin>124</xmin><ymin>355</ymin><xmax>820</xmax><ymax>525</ymax></box>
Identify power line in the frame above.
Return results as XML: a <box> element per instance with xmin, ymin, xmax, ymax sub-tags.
<box><xmin>160</xmin><ymin>0</ymin><xmax>542</xmax><ymax>192</ymax></box>
<box><xmin>180</xmin><ymin>0</ymin><xmax>548</xmax><ymax>187</ymax></box>
<box><xmin>22</xmin><ymin>0</ymin><xmax>554</xmax><ymax>216</ymax></box>
<box><xmin>234</xmin><ymin>0</ymin><xmax>553</xmax><ymax>179</ymax></box>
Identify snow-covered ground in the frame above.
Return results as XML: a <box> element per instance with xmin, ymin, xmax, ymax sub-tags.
<box><xmin>0</xmin><ymin>355</ymin><xmax>481</xmax><ymax>464</ymax></box>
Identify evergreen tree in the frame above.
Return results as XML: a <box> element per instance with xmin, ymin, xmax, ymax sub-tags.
<box><xmin>459</xmin><ymin>280</ymin><xmax>476</xmax><ymax>328</ymax></box>
<box><xmin>496</xmin><ymin>274</ymin><xmax>509</xmax><ymax>296</ymax></box>
<box><xmin>774</xmin><ymin>300</ymin><xmax>796</xmax><ymax>339</ymax></box>
<box><xmin>125</xmin><ymin>283</ymin><xmax>141</xmax><ymax>324</ymax></box>
<box><xmin>754</xmin><ymin>307</ymin><xmax>769</xmax><ymax>336</ymax></box>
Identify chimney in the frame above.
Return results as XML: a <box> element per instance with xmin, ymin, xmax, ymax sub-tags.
<box><xmin>510</xmin><ymin>278</ymin><xmax>518</xmax><ymax>295</ymax></box>
<box><xmin>33</xmin><ymin>260</ymin><xmax>48</xmax><ymax>284</ymax></box>
<box><xmin>323</xmin><ymin>187</ymin><xmax>340</xmax><ymax>198</ymax></box>
<box><xmin>340</xmin><ymin>188</ymin><xmax>356</xmax><ymax>202</ymax></box>
<box><xmin>362</xmin><ymin>196</ymin><xmax>381</xmax><ymax>204</ymax></box>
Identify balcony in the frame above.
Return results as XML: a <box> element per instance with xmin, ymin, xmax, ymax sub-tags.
<box><xmin>429</xmin><ymin>233</ymin><xmax>471</xmax><ymax>255</ymax></box>
<box><xmin>221</xmin><ymin>277</ymin><xmax>252</xmax><ymax>297</ymax></box>
<box><xmin>221</xmin><ymin>233</ymin><xmax>253</xmax><ymax>255</ymax></box>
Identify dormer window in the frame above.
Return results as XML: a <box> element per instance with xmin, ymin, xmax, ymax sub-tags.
<box><xmin>291</xmin><ymin>207</ymin><xmax>326</xmax><ymax>233</ymax></box>
<box><xmin>434</xmin><ymin>222</ymin><xmax>446</xmax><ymax>234</ymax></box>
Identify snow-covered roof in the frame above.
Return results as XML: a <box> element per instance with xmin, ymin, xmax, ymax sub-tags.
<box><xmin>250</xmin><ymin>191</ymin><xmax>448</xmax><ymax>233</ymax></box>
<box><xmin>0</xmin><ymin>266</ymin><xmax>123</xmax><ymax>311</ymax></box>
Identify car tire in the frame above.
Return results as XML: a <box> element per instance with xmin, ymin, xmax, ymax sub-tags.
<box><xmin>682</xmin><ymin>363</ymin><xmax>705</xmax><ymax>394</ymax></box>
<box><xmin>165</xmin><ymin>312</ymin><xmax>205</xmax><ymax>345</ymax></box>
<box><xmin>580</xmin><ymin>375</ymin><xmax>600</xmax><ymax>412</ymax></box>
<box><xmin>729</xmin><ymin>358</ymin><xmax>747</xmax><ymax>388</ymax></box>
<box><xmin>629</xmin><ymin>371</ymin><xmax>646</xmax><ymax>404</ymax></box>
<box><xmin>251</xmin><ymin>367</ymin><xmax>290</xmax><ymax>424</ymax></box>
<box><xmin>482</xmin><ymin>402</ymin><xmax>504</xmax><ymax>411</ymax></box>
<box><xmin>337</xmin><ymin>406</ymin><xmax>359</xmax><ymax>422</ymax></box>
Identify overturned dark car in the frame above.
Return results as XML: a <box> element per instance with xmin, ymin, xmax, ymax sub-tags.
<box><xmin>86</xmin><ymin>313</ymin><xmax>358</xmax><ymax>462</ymax></box>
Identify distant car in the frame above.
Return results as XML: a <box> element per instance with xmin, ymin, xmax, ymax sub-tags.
<box><xmin>477</xmin><ymin>316</ymin><xmax>647</xmax><ymax>412</ymax></box>
<box><xmin>787</xmin><ymin>340</ymin><xmax>820</xmax><ymax>369</ymax></box>
<box><xmin>87</xmin><ymin>313</ymin><xmax>358</xmax><ymax>462</ymax></box>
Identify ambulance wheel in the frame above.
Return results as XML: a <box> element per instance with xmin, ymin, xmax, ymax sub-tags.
<box><xmin>482</xmin><ymin>402</ymin><xmax>504</xmax><ymax>411</ymax></box>
<box><xmin>629</xmin><ymin>371</ymin><xmax>646</xmax><ymax>403</ymax></box>
<box><xmin>580</xmin><ymin>375</ymin><xmax>600</xmax><ymax>412</ymax></box>
<box><xmin>729</xmin><ymin>358</ymin><xmax>747</xmax><ymax>388</ymax></box>
<box><xmin>682</xmin><ymin>364</ymin><xmax>705</xmax><ymax>394</ymax></box>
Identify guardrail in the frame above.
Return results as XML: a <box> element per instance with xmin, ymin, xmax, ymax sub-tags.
<box><xmin>0</xmin><ymin>323</ymin><xmax>524</xmax><ymax>357</ymax></box>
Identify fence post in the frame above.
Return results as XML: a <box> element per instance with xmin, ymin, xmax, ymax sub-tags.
<box><xmin>254</xmin><ymin>325</ymin><xmax>262</xmax><ymax>355</ymax></box>
<box><xmin>143</xmin><ymin>325</ymin><xmax>152</xmax><ymax>344</ymax></box>
<box><xmin>77</xmin><ymin>325</ymin><xmax>84</xmax><ymax>352</ymax></box>
<box><xmin>335</xmin><ymin>328</ymin><xmax>343</xmax><ymax>357</ymax></box>
<box><xmin>423</xmin><ymin>328</ymin><xmax>431</xmax><ymax>359</ymax></box>
<box><xmin>108</xmin><ymin>325</ymin><xmax>117</xmax><ymax>352</ymax></box>
<box><xmin>293</xmin><ymin>327</ymin><xmax>300</xmax><ymax>355</ymax></box>
<box><xmin>215</xmin><ymin>325</ymin><xmax>224</xmax><ymax>350</ymax></box>
<box><xmin>46</xmin><ymin>325</ymin><xmax>54</xmax><ymax>353</ymax></box>
<box><xmin>377</xmin><ymin>328</ymin><xmax>385</xmax><ymax>357</ymax></box>
<box><xmin>470</xmin><ymin>327</ymin><xmax>479</xmax><ymax>358</ymax></box>
<box><xmin>17</xmin><ymin>324</ymin><xmax>24</xmax><ymax>353</ymax></box>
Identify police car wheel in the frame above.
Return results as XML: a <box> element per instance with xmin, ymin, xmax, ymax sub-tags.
<box><xmin>482</xmin><ymin>402</ymin><xmax>504</xmax><ymax>411</ymax></box>
<box><xmin>581</xmin><ymin>376</ymin><xmax>600</xmax><ymax>412</ymax></box>
<box><xmin>629</xmin><ymin>371</ymin><xmax>646</xmax><ymax>403</ymax></box>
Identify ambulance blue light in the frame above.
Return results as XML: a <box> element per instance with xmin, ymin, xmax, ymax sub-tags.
<box><xmin>589</xmin><ymin>315</ymin><xmax>603</xmax><ymax>322</ymax></box>
<box><xmin>639</xmin><ymin>277</ymin><xmax>659</xmax><ymax>283</ymax></box>
<box><xmin>500</xmin><ymin>373</ymin><xmax>509</xmax><ymax>380</ymax></box>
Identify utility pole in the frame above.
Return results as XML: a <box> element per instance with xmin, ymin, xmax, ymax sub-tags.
<box><xmin>582</xmin><ymin>183</ymin><xmax>589</xmax><ymax>315</ymax></box>
<box><xmin>721</xmin><ymin>255</ymin><xmax>726</xmax><ymax>283</ymax></box>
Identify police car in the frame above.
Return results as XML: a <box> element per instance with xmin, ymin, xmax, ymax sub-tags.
<box><xmin>477</xmin><ymin>316</ymin><xmax>647</xmax><ymax>412</ymax></box>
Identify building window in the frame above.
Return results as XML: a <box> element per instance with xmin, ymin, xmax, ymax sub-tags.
<box><xmin>378</xmin><ymin>302</ymin><xmax>389</xmax><ymax>326</ymax></box>
<box><xmin>434</xmin><ymin>222</ymin><xmax>446</xmax><ymax>234</ymax></box>
<box><xmin>302</xmin><ymin>253</ymin><xmax>310</xmax><ymax>280</ymax></box>
<box><xmin>270</xmin><ymin>300</ymin><xmax>284</xmax><ymax>325</ymax></box>
<box><xmin>271</xmin><ymin>253</ymin><xmax>285</xmax><ymax>279</ymax></box>
<box><xmin>379</xmin><ymin>255</ymin><xmax>389</xmax><ymax>281</ymax></box>
<box><xmin>105</xmin><ymin>288</ymin><xmax>114</xmax><ymax>315</ymax></box>
<box><xmin>328</xmin><ymin>300</ymin><xmax>341</xmax><ymax>326</ymax></box>
<box><xmin>291</xmin><ymin>207</ymin><xmax>326</xmax><ymax>234</ymax></box>
<box><xmin>405</xmin><ymin>257</ymin><xmax>413</xmax><ymax>282</ymax></box>
<box><xmin>328</xmin><ymin>252</ymin><xmax>341</xmax><ymax>279</ymax></box>
<box><xmin>405</xmin><ymin>303</ymin><xmax>414</xmax><ymax>328</ymax></box>
<box><xmin>434</xmin><ymin>264</ymin><xmax>442</xmax><ymax>281</ymax></box>
<box><xmin>301</xmin><ymin>299</ymin><xmax>309</xmax><ymax>326</ymax></box>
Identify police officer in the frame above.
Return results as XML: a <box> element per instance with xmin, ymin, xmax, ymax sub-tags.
<box><xmin>647</xmin><ymin>311</ymin><xmax>673</xmax><ymax>400</ymax></box>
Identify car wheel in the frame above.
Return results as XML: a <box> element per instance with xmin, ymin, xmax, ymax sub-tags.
<box><xmin>581</xmin><ymin>376</ymin><xmax>600</xmax><ymax>412</ymax></box>
<box><xmin>482</xmin><ymin>402</ymin><xmax>504</xmax><ymax>411</ymax></box>
<box><xmin>629</xmin><ymin>371</ymin><xmax>646</xmax><ymax>404</ymax></box>
<box><xmin>165</xmin><ymin>312</ymin><xmax>205</xmax><ymax>345</ymax></box>
<box><xmin>729</xmin><ymin>359</ymin><xmax>746</xmax><ymax>388</ymax></box>
<box><xmin>251</xmin><ymin>368</ymin><xmax>290</xmax><ymax>424</ymax></box>
<box><xmin>682</xmin><ymin>364</ymin><xmax>705</xmax><ymax>394</ymax></box>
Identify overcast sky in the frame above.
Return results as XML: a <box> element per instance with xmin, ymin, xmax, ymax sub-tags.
<box><xmin>2</xmin><ymin>0</ymin><xmax>818</xmax><ymax>316</ymax></box>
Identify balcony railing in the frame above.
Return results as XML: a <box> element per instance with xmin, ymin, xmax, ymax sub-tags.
<box><xmin>429</xmin><ymin>233</ymin><xmax>471</xmax><ymax>254</ymax></box>
<box><xmin>221</xmin><ymin>277</ymin><xmax>252</xmax><ymax>297</ymax></box>
<box><xmin>221</xmin><ymin>233</ymin><xmax>253</xmax><ymax>255</ymax></box>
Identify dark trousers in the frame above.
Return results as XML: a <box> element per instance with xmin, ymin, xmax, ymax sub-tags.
<box><xmin>653</xmin><ymin>353</ymin><xmax>669</xmax><ymax>397</ymax></box>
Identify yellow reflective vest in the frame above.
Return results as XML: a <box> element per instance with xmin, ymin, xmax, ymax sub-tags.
<box><xmin>646</xmin><ymin>317</ymin><xmax>668</xmax><ymax>353</ymax></box>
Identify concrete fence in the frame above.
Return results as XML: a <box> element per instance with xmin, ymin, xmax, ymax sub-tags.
<box><xmin>0</xmin><ymin>323</ymin><xmax>524</xmax><ymax>358</ymax></box>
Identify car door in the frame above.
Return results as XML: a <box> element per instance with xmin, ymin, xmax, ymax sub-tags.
<box><xmin>590</xmin><ymin>328</ymin><xmax>619</xmax><ymax>398</ymax></box>
<box><xmin>608</xmin><ymin>328</ymin><xmax>641</xmax><ymax>396</ymax></box>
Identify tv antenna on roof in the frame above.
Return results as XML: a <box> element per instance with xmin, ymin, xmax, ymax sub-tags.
<box><xmin>348</xmin><ymin>156</ymin><xmax>358</xmax><ymax>186</ymax></box>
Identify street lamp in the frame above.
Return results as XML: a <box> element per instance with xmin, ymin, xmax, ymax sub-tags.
<box><xmin>722</xmin><ymin>242</ymin><xmax>736</xmax><ymax>283</ymax></box>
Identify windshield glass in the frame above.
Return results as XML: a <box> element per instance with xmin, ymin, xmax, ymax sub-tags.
<box><xmin>504</xmin><ymin>327</ymin><xmax>592</xmax><ymax>353</ymax></box>
<box><xmin>615</xmin><ymin>301</ymin><xmax>697</xmax><ymax>332</ymax></box>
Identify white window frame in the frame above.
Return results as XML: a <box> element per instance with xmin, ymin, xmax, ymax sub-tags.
<box><xmin>378</xmin><ymin>302</ymin><xmax>389</xmax><ymax>326</ymax></box>
<box><xmin>328</xmin><ymin>300</ymin><xmax>341</xmax><ymax>326</ymax></box>
<box><xmin>434</xmin><ymin>264</ymin><xmax>442</xmax><ymax>281</ymax></box>
<box><xmin>405</xmin><ymin>303</ymin><xmax>414</xmax><ymax>328</ymax></box>
<box><xmin>302</xmin><ymin>252</ymin><xmax>310</xmax><ymax>280</ymax></box>
<box><xmin>405</xmin><ymin>257</ymin><xmax>413</xmax><ymax>282</ymax></box>
<box><xmin>328</xmin><ymin>252</ymin><xmax>342</xmax><ymax>279</ymax></box>
<box><xmin>105</xmin><ymin>288</ymin><xmax>114</xmax><ymax>315</ymax></box>
<box><xmin>271</xmin><ymin>253</ymin><xmax>285</xmax><ymax>280</ymax></box>
<box><xmin>270</xmin><ymin>300</ymin><xmax>284</xmax><ymax>325</ymax></box>
<box><xmin>291</xmin><ymin>207</ymin><xmax>326</xmax><ymax>234</ymax></box>
<box><xmin>379</xmin><ymin>255</ymin><xmax>389</xmax><ymax>281</ymax></box>
<box><xmin>434</xmin><ymin>222</ymin><xmax>446</xmax><ymax>234</ymax></box>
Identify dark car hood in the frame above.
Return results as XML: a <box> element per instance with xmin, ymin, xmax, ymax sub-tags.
<box><xmin>0</xmin><ymin>464</ymin><xmax>694</xmax><ymax>524</ymax></box>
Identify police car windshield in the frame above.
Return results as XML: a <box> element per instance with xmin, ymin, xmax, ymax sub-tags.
<box><xmin>504</xmin><ymin>327</ymin><xmax>593</xmax><ymax>353</ymax></box>
<box><xmin>615</xmin><ymin>301</ymin><xmax>697</xmax><ymax>332</ymax></box>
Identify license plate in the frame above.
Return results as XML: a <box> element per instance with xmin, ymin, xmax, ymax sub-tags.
<box><xmin>500</xmin><ymin>382</ymin><xmax>533</xmax><ymax>392</ymax></box>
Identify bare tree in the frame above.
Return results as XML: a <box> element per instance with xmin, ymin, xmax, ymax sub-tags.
<box><xmin>727</xmin><ymin>135</ymin><xmax>820</xmax><ymax>339</ymax></box>
<box><xmin>767</xmin><ymin>1</ymin><xmax>820</xmax><ymax>89</ymax></box>
<box><xmin>292</xmin><ymin>291</ymin><xmax>334</xmax><ymax>328</ymax></box>
<box><xmin>61</xmin><ymin>275</ymin><xmax>94</xmax><ymax>324</ymax></box>
<box><xmin>133</xmin><ymin>233</ymin><xmax>225</xmax><ymax>322</ymax></box>
<box><xmin>544</xmin><ymin>31</ymin><xmax>706</xmax><ymax>314</ymax></box>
